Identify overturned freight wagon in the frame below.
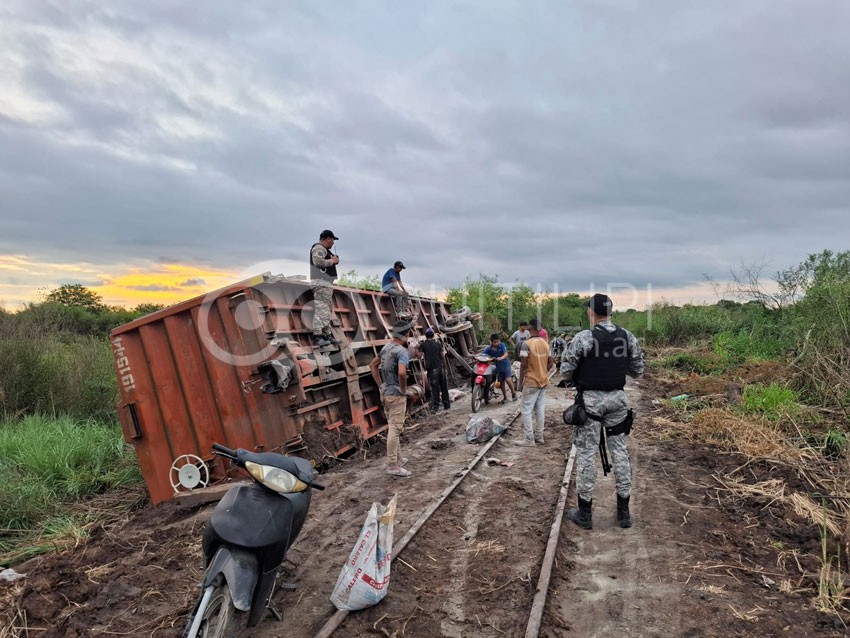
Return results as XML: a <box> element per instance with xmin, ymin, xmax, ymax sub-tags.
<box><xmin>110</xmin><ymin>273</ymin><xmax>479</xmax><ymax>504</ymax></box>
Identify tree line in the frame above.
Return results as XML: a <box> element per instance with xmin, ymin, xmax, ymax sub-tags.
<box><xmin>1</xmin><ymin>250</ymin><xmax>848</xmax><ymax>418</ymax></box>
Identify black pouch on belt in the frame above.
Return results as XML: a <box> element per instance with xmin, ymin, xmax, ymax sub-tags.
<box><xmin>562</xmin><ymin>403</ymin><xmax>588</xmax><ymax>426</ymax></box>
<box><xmin>606</xmin><ymin>409</ymin><xmax>634</xmax><ymax>436</ymax></box>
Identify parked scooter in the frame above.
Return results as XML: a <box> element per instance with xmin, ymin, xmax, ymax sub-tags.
<box><xmin>184</xmin><ymin>443</ymin><xmax>325</xmax><ymax>638</ymax></box>
<box><xmin>471</xmin><ymin>354</ymin><xmax>497</xmax><ymax>413</ymax></box>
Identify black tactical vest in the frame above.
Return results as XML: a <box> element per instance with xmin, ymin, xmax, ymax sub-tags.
<box><xmin>574</xmin><ymin>325</ymin><xmax>629</xmax><ymax>391</ymax></box>
<box><xmin>310</xmin><ymin>243</ymin><xmax>337</xmax><ymax>282</ymax></box>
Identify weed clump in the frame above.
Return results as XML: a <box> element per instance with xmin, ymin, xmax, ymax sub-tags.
<box><xmin>740</xmin><ymin>383</ymin><xmax>801</xmax><ymax>421</ymax></box>
<box><xmin>0</xmin><ymin>414</ymin><xmax>141</xmax><ymax>564</ymax></box>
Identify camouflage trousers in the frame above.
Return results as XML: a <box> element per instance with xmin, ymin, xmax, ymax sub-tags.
<box><xmin>312</xmin><ymin>282</ymin><xmax>333</xmax><ymax>336</ymax></box>
<box><xmin>573</xmin><ymin>389</ymin><xmax>632</xmax><ymax>501</ymax></box>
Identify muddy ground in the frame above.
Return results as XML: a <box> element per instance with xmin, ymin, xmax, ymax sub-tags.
<box><xmin>3</xmin><ymin>373</ymin><xmax>847</xmax><ymax>637</ymax></box>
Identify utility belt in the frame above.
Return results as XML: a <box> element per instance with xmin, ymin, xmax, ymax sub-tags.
<box><xmin>587</xmin><ymin>407</ymin><xmax>634</xmax><ymax>437</ymax></box>
<box><xmin>562</xmin><ymin>389</ymin><xmax>634</xmax><ymax>476</ymax></box>
<box><xmin>562</xmin><ymin>389</ymin><xmax>634</xmax><ymax>435</ymax></box>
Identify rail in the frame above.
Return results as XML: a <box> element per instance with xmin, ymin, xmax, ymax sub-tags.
<box><xmin>313</xmin><ymin>369</ymin><xmax>575</xmax><ymax>638</ymax></box>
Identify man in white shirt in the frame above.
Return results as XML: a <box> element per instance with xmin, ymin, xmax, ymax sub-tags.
<box><xmin>509</xmin><ymin>321</ymin><xmax>531</xmax><ymax>360</ymax></box>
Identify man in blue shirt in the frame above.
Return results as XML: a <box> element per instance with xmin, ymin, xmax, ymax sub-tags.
<box><xmin>382</xmin><ymin>261</ymin><xmax>411</xmax><ymax>317</ymax></box>
<box><xmin>482</xmin><ymin>334</ymin><xmax>518</xmax><ymax>403</ymax></box>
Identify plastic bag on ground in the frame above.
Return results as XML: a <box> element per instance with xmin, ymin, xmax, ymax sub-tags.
<box><xmin>0</xmin><ymin>568</ymin><xmax>25</xmax><ymax>582</ymax></box>
<box><xmin>466</xmin><ymin>415</ymin><xmax>505</xmax><ymax>444</ymax></box>
<box><xmin>448</xmin><ymin>388</ymin><xmax>466</xmax><ymax>402</ymax></box>
<box><xmin>330</xmin><ymin>495</ymin><xmax>398</xmax><ymax>611</ymax></box>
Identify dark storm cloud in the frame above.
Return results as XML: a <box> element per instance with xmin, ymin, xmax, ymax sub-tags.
<box><xmin>1</xmin><ymin>0</ymin><xmax>849</xmax><ymax>298</ymax></box>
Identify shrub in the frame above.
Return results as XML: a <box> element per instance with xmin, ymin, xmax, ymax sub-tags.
<box><xmin>790</xmin><ymin>279</ymin><xmax>850</xmax><ymax>410</ymax></box>
<box><xmin>444</xmin><ymin>275</ymin><xmax>587</xmax><ymax>340</ymax></box>
<box><xmin>0</xmin><ymin>333</ymin><xmax>117</xmax><ymax>418</ymax></box>
<box><xmin>336</xmin><ymin>270</ymin><xmax>381</xmax><ymax>292</ymax></box>
<box><xmin>0</xmin><ymin>302</ymin><xmax>123</xmax><ymax>418</ymax></box>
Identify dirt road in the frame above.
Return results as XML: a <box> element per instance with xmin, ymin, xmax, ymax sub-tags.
<box><xmin>4</xmin><ymin>376</ymin><xmax>845</xmax><ymax>637</ymax></box>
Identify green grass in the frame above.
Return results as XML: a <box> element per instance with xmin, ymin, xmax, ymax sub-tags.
<box><xmin>0</xmin><ymin>513</ymin><xmax>94</xmax><ymax>566</ymax></box>
<box><xmin>822</xmin><ymin>429</ymin><xmax>849</xmax><ymax>457</ymax></box>
<box><xmin>655</xmin><ymin>351</ymin><xmax>729</xmax><ymax>375</ymax></box>
<box><xmin>740</xmin><ymin>383</ymin><xmax>800</xmax><ymax>421</ymax></box>
<box><xmin>713</xmin><ymin>329</ymin><xmax>788</xmax><ymax>362</ymax></box>
<box><xmin>0</xmin><ymin>414</ymin><xmax>141</xmax><ymax>533</ymax></box>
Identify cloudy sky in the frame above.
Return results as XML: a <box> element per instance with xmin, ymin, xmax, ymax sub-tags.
<box><xmin>1</xmin><ymin>0</ymin><xmax>849</xmax><ymax>309</ymax></box>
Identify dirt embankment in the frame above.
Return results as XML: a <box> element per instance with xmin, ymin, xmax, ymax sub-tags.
<box><xmin>2</xmin><ymin>372</ymin><xmax>847</xmax><ymax>637</ymax></box>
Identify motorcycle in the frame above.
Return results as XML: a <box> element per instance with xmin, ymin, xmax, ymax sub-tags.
<box><xmin>470</xmin><ymin>354</ymin><xmax>497</xmax><ymax>413</ymax></box>
<box><xmin>184</xmin><ymin>443</ymin><xmax>325</xmax><ymax>638</ymax></box>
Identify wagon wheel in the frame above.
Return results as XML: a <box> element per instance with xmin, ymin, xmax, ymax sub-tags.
<box><xmin>169</xmin><ymin>454</ymin><xmax>210</xmax><ymax>492</ymax></box>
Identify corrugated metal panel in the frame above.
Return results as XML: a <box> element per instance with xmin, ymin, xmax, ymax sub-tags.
<box><xmin>111</xmin><ymin>274</ymin><xmax>478</xmax><ymax>504</ymax></box>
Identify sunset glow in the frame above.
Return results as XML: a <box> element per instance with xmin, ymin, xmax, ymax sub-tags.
<box><xmin>0</xmin><ymin>253</ymin><xmax>743</xmax><ymax>313</ymax></box>
<box><xmin>0</xmin><ymin>254</ymin><xmax>239</xmax><ymax>309</ymax></box>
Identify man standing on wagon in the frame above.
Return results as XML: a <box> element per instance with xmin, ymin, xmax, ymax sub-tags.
<box><xmin>309</xmin><ymin>230</ymin><xmax>342</xmax><ymax>347</ymax></box>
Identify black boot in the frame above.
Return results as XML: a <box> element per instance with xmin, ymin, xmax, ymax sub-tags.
<box><xmin>617</xmin><ymin>494</ymin><xmax>632</xmax><ymax>528</ymax></box>
<box><xmin>567</xmin><ymin>497</ymin><xmax>592</xmax><ymax>530</ymax></box>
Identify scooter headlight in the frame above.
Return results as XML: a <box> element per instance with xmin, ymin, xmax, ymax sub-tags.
<box><xmin>244</xmin><ymin>462</ymin><xmax>309</xmax><ymax>493</ymax></box>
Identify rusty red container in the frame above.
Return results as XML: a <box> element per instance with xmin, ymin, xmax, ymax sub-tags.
<box><xmin>110</xmin><ymin>274</ymin><xmax>478</xmax><ymax>504</ymax></box>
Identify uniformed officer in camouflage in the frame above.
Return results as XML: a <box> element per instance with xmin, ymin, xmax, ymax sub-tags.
<box><xmin>309</xmin><ymin>230</ymin><xmax>342</xmax><ymax>347</ymax></box>
<box><xmin>560</xmin><ymin>293</ymin><xmax>644</xmax><ymax>529</ymax></box>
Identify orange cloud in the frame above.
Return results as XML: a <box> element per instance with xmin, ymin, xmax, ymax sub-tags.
<box><xmin>0</xmin><ymin>255</ymin><xmax>240</xmax><ymax>309</ymax></box>
<box><xmin>93</xmin><ymin>263</ymin><xmax>239</xmax><ymax>307</ymax></box>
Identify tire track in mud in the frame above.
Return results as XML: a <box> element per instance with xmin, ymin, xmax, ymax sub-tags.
<box><xmin>439</xmin><ymin>485</ymin><xmax>478</xmax><ymax>636</ymax></box>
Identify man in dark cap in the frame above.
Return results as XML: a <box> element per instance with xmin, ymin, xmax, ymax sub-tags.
<box><xmin>420</xmin><ymin>327</ymin><xmax>450</xmax><ymax>414</ymax></box>
<box><xmin>381</xmin><ymin>260</ymin><xmax>411</xmax><ymax>318</ymax></box>
<box><xmin>560</xmin><ymin>293</ymin><xmax>644</xmax><ymax>529</ymax></box>
<box><xmin>370</xmin><ymin>320</ymin><xmax>415</xmax><ymax>477</ymax></box>
<box><xmin>309</xmin><ymin>230</ymin><xmax>341</xmax><ymax>347</ymax></box>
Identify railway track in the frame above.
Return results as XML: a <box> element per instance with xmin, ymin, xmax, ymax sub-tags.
<box><xmin>313</xmin><ymin>375</ymin><xmax>578</xmax><ymax>638</ymax></box>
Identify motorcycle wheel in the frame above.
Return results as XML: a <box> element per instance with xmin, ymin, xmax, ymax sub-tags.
<box><xmin>195</xmin><ymin>585</ymin><xmax>246</xmax><ymax>638</ymax></box>
<box><xmin>471</xmin><ymin>385</ymin><xmax>483</xmax><ymax>413</ymax></box>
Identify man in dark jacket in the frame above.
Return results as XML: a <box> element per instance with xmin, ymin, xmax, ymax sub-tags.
<box><xmin>420</xmin><ymin>328</ymin><xmax>450</xmax><ymax>414</ymax></box>
<box><xmin>560</xmin><ymin>294</ymin><xmax>644</xmax><ymax>529</ymax></box>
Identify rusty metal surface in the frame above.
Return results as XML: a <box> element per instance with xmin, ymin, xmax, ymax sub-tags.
<box><xmin>110</xmin><ymin>274</ymin><xmax>478</xmax><ymax>504</ymax></box>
